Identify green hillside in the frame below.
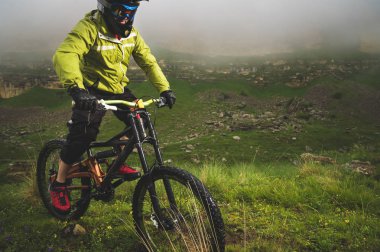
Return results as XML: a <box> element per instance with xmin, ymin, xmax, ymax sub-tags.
<box><xmin>1</xmin><ymin>67</ymin><xmax>380</xmax><ymax>164</ymax></box>
<box><xmin>0</xmin><ymin>59</ymin><xmax>379</xmax><ymax>251</ymax></box>
<box><xmin>0</xmin><ymin>87</ymin><xmax>70</xmax><ymax>109</ymax></box>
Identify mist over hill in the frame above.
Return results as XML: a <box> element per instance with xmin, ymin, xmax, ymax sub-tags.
<box><xmin>1</xmin><ymin>0</ymin><xmax>380</xmax><ymax>57</ymax></box>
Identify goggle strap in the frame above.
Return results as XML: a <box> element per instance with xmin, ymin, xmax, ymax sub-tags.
<box><xmin>99</xmin><ymin>0</ymin><xmax>147</xmax><ymax>8</ymax></box>
<box><xmin>118</xmin><ymin>4</ymin><xmax>139</xmax><ymax>11</ymax></box>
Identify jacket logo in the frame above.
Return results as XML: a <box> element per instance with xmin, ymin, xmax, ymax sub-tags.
<box><xmin>94</xmin><ymin>45</ymin><xmax>117</xmax><ymax>51</ymax></box>
<box><xmin>123</xmin><ymin>43</ymin><xmax>135</xmax><ymax>48</ymax></box>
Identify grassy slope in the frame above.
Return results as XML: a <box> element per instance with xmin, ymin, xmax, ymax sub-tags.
<box><xmin>0</xmin><ymin>87</ymin><xmax>71</xmax><ymax>109</ymax></box>
<box><xmin>3</xmin><ymin>64</ymin><xmax>379</xmax><ymax>164</ymax></box>
<box><xmin>0</xmin><ymin>161</ymin><xmax>379</xmax><ymax>251</ymax></box>
<box><xmin>100</xmin><ymin>69</ymin><xmax>380</xmax><ymax>165</ymax></box>
<box><xmin>0</xmin><ymin>64</ymin><xmax>380</xmax><ymax>251</ymax></box>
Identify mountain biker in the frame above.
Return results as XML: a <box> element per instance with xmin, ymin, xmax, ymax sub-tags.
<box><xmin>50</xmin><ymin>0</ymin><xmax>176</xmax><ymax>212</ymax></box>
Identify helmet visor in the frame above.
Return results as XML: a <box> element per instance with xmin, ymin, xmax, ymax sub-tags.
<box><xmin>110</xmin><ymin>3</ymin><xmax>139</xmax><ymax>20</ymax></box>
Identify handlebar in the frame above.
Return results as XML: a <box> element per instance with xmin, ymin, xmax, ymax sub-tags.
<box><xmin>98</xmin><ymin>97</ymin><xmax>167</xmax><ymax>111</ymax></box>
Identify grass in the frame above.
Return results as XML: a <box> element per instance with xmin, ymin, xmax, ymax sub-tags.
<box><xmin>0</xmin><ymin>87</ymin><xmax>70</xmax><ymax>109</ymax></box>
<box><xmin>134</xmin><ymin>179</ymin><xmax>222</xmax><ymax>251</ymax></box>
<box><xmin>191</xmin><ymin>161</ymin><xmax>380</xmax><ymax>251</ymax></box>
<box><xmin>0</xmin><ymin>159</ymin><xmax>379</xmax><ymax>251</ymax></box>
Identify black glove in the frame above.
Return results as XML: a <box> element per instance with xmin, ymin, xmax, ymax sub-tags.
<box><xmin>160</xmin><ymin>90</ymin><xmax>176</xmax><ymax>109</ymax></box>
<box><xmin>68</xmin><ymin>86</ymin><xmax>97</xmax><ymax>111</ymax></box>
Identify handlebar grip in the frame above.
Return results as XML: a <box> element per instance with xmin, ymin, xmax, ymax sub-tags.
<box><xmin>98</xmin><ymin>99</ymin><xmax>118</xmax><ymax>111</ymax></box>
<box><xmin>71</xmin><ymin>100</ymin><xmax>102</xmax><ymax>110</ymax></box>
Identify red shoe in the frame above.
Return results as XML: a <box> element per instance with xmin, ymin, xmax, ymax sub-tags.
<box><xmin>119</xmin><ymin>164</ymin><xmax>141</xmax><ymax>181</ymax></box>
<box><xmin>49</xmin><ymin>184</ymin><xmax>70</xmax><ymax>213</ymax></box>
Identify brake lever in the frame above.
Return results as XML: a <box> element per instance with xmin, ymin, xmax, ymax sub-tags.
<box><xmin>96</xmin><ymin>102</ymin><xmax>107</xmax><ymax>111</ymax></box>
<box><xmin>156</xmin><ymin>97</ymin><xmax>167</xmax><ymax>108</ymax></box>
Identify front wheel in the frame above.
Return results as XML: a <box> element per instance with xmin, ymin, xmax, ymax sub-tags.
<box><xmin>36</xmin><ymin>139</ymin><xmax>91</xmax><ymax>220</ymax></box>
<box><xmin>132</xmin><ymin>166</ymin><xmax>225</xmax><ymax>251</ymax></box>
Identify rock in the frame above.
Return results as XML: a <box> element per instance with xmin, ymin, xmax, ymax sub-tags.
<box><xmin>300</xmin><ymin>153</ymin><xmax>336</xmax><ymax>164</ymax></box>
<box><xmin>231</xmin><ymin>114</ymin><xmax>239</xmax><ymax>120</ymax></box>
<box><xmin>236</xmin><ymin>102</ymin><xmax>246</xmax><ymax>109</ymax></box>
<box><xmin>164</xmin><ymin>159</ymin><xmax>173</xmax><ymax>164</ymax></box>
<box><xmin>62</xmin><ymin>224</ymin><xmax>86</xmax><ymax>236</ymax></box>
<box><xmin>188</xmin><ymin>133</ymin><xmax>199</xmax><ymax>139</ymax></box>
<box><xmin>73</xmin><ymin>224</ymin><xmax>86</xmax><ymax>235</ymax></box>
<box><xmin>264</xmin><ymin>111</ymin><xmax>274</xmax><ymax>117</ymax></box>
<box><xmin>347</xmin><ymin>160</ymin><xmax>375</xmax><ymax>176</ymax></box>
<box><xmin>305</xmin><ymin>145</ymin><xmax>313</xmax><ymax>152</ymax></box>
<box><xmin>186</xmin><ymin>144</ymin><xmax>195</xmax><ymax>150</ymax></box>
<box><xmin>233</xmin><ymin>136</ymin><xmax>241</xmax><ymax>141</ymax></box>
<box><xmin>215</xmin><ymin>122</ymin><xmax>224</xmax><ymax>127</ymax></box>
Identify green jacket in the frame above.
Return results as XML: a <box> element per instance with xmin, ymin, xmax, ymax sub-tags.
<box><xmin>53</xmin><ymin>10</ymin><xmax>170</xmax><ymax>94</ymax></box>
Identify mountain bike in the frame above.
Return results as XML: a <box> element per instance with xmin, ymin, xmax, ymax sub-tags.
<box><xmin>36</xmin><ymin>97</ymin><xmax>225</xmax><ymax>251</ymax></box>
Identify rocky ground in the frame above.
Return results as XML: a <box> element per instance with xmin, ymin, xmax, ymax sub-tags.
<box><xmin>197</xmin><ymin>90</ymin><xmax>329</xmax><ymax>135</ymax></box>
<box><xmin>1</xmin><ymin>72</ymin><xmax>379</xmax><ymax>178</ymax></box>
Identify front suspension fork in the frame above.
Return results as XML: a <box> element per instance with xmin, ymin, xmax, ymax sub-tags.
<box><xmin>131</xmin><ymin>112</ymin><xmax>178</xmax><ymax>216</ymax></box>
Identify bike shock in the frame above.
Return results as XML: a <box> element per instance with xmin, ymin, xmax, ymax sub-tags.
<box><xmin>136</xmin><ymin>113</ymin><xmax>147</xmax><ymax>139</ymax></box>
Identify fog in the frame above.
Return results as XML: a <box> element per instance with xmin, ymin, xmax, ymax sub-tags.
<box><xmin>1</xmin><ymin>0</ymin><xmax>380</xmax><ymax>56</ymax></box>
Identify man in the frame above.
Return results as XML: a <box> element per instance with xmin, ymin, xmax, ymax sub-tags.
<box><xmin>50</xmin><ymin>0</ymin><xmax>176</xmax><ymax>212</ymax></box>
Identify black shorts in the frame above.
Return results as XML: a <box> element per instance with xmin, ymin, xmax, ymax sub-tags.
<box><xmin>60</xmin><ymin>87</ymin><xmax>136</xmax><ymax>164</ymax></box>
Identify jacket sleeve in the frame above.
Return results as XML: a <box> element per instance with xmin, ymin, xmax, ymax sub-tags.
<box><xmin>53</xmin><ymin>18</ymin><xmax>97</xmax><ymax>89</ymax></box>
<box><xmin>132</xmin><ymin>29</ymin><xmax>170</xmax><ymax>93</ymax></box>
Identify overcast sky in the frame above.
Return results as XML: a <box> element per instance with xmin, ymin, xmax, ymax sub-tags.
<box><xmin>0</xmin><ymin>0</ymin><xmax>380</xmax><ymax>56</ymax></box>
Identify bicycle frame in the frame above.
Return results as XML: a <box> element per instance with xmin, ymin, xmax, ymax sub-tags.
<box><xmin>62</xmin><ymin>107</ymin><xmax>176</xmax><ymax>214</ymax></box>
<box><xmin>62</xmin><ymin>108</ymin><xmax>161</xmax><ymax>186</ymax></box>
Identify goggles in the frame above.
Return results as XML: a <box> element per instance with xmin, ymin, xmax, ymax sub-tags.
<box><xmin>110</xmin><ymin>3</ymin><xmax>139</xmax><ymax>20</ymax></box>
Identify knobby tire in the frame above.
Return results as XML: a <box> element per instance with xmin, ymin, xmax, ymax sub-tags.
<box><xmin>132</xmin><ymin>166</ymin><xmax>225</xmax><ymax>252</ymax></box>
<box><xmin>36</xmin><ymin>139</ymin><xmax>91</xmax><ymax>220</ymax></box>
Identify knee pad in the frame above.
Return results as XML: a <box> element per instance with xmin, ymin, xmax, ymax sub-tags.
<box><xmin>85</xmin><ymin>125</ymin><xmax>99</xmax><ymax>142</ymax></box>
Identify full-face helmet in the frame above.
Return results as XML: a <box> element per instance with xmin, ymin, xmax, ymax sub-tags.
<box><xmin>97</xmin><ymin>0</ymin><xmax>148</xmax><ymax>37</ymax></box>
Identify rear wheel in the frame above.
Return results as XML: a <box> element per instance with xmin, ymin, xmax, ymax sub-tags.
<box><xmin>132</xmin><ymin>166</ymin><xmax>225</xmax><ymax>251</ymax></box>
<box><xmin>36</xmin><ymin>139</ymin><xmax>91</xmax><ymax>220</ymax></box>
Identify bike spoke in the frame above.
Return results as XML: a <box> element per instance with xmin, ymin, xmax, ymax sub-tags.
<box><xmin>37</xmin><ymin>140</ymin><xmax>92</xmax><ymax>220</ymax></box>
<box><xmin>139</xmin><ymin>179</ymin><xmax>217</xmax><ymax>250</ymax></box>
